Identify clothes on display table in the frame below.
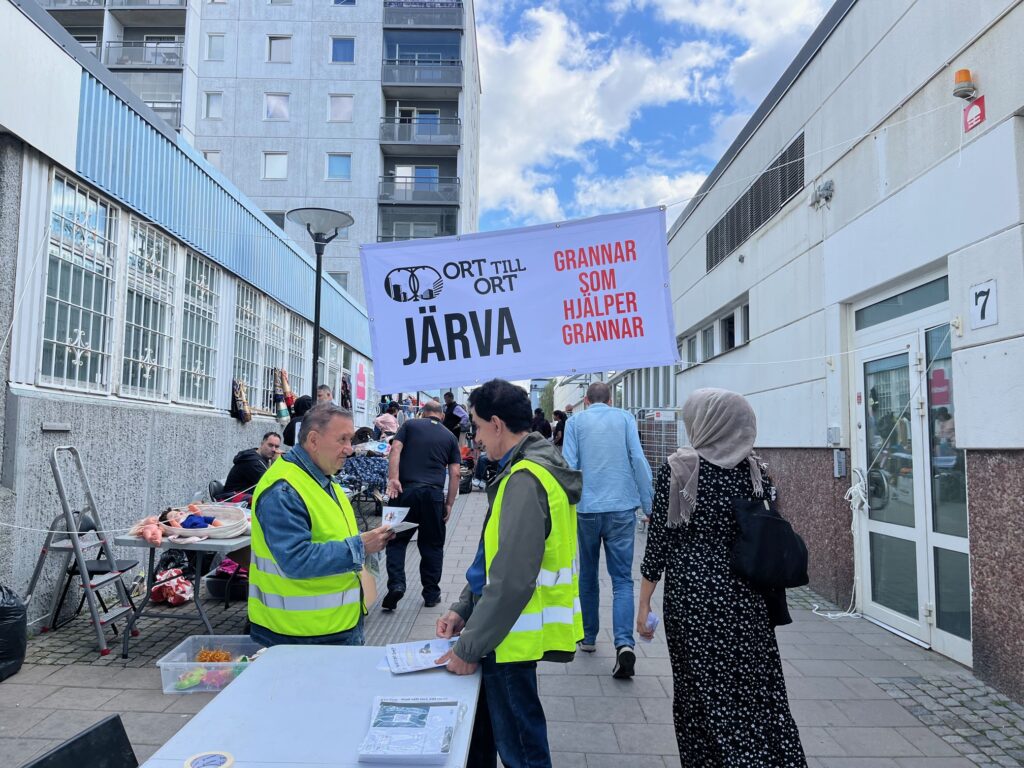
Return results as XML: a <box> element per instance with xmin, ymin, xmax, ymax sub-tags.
<box><xmin>339</xmin><ymin>456</ymin><xmax>389</xmax><ymax>493</ymax></box>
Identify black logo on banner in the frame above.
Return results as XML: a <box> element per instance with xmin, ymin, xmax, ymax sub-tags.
<box><xmin>384</xmin><ymin>266</ymin><xmax>443</xmax><ymax>303</ymax></box>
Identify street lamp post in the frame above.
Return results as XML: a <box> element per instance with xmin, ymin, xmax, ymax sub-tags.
<box><xmin>285</xmin><ymin>207</ymin><xmax>355</xmax><ymax>400</ymax></box>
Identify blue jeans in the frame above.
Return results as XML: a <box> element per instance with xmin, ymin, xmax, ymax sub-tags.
<box><xmin>249</xmin><ymin>616</ymin><xmax>364</xmax><ymax>647</ymax></box>
<box><xmin>577</xmin><ymin>509</ymin><xmax>636</xmax><ymax>649</ymax></box>
<box><xmin>467</xmin><ymin>655</ymin><xmax>551</xmax><ymax>768</ymax></box>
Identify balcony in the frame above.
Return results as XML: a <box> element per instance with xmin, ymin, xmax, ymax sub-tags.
<box><xmin>76</xmin><ymin>41</ymin><xmax>101</xmax><ymax>57</ymax></box>
<box><xmin>145</xmin><ymin>100</ymin><xmax>181</xmax><ymax>129</ymax></box>
<box><xmin>380</xmin><ymin>117</ymin><xmax>461</xmax><ymax>155</ymax></box>
<box><xmin>378</xmin><ymin>206</ymin><xmax>458</xmax><ymax>240</ymax></box>
<box><xmin>108</xmin><ymin>0</ymin><xmax>186</xmax><ymax>5</ymax></box>
<box><xmin>40</xmin><ymin>0</ymin><xmax>103</xmax><ymax>7</ymax></box>
<box><xmin>379</xmin><ymin>177</ymin><xmax>460</xmax><ymax>205</ymax></box>
<box><xmin>105</xmin><ymin>41</ymin><xmax>184</xmax><ymax>68</ymax></box>
<box><xmin>382</xmin><ymin>59</ymin><xmax>463</xmax><ymax>98</ymax></box>
<box><xmin>384</xmin><ymin>1</ymin><xmax>464</xmax><ymax>28</ymax></box>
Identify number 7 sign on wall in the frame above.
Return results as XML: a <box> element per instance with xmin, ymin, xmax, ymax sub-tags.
<box><xmin>969</xmin><ymin>279</ymin><xmax>998</xmax><ymax>330</ymax></box>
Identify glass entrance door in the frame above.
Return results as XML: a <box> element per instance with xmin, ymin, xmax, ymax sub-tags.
<box><xmin>856</xmin><ymin>323</ymin><xmax>971</xmax><ymax>664</ymax></box>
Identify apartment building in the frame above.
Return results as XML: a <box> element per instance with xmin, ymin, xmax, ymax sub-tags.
<box><xmin>618</xmin><ymin>0</ymin><xmax>1024</xmax><ymax>701</ymax></box>
<box><xmin>0</xmin><ymin>0</ymin><xmax>375</xmax><ymax>617</ymax></box>
<box><xmin>39</xmin><ymin>0</ymin><xmax>482</xmax><ymax>304</ymax></box>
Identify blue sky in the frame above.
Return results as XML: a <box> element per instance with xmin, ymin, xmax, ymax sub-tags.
<box><xmin>474</xmin><ymin>0</ymin><xmax>829</xmax><ymax>231</ymax></box>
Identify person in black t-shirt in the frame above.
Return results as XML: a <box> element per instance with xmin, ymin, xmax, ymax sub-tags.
<box><xmin>383</xmin><ymin>400</ymin><xmax>461</xmax><ymax>610</ymax></box>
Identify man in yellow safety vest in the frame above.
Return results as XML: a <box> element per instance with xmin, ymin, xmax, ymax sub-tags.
<box><xmin>436</xmin><ymin>379</ymin><xmax>583</xmax><ymax>767</ymax></box>
<box><xmin>249</xmin><ymin>403</ymin><xmax>394</xmax><ymax>647</ymax></box>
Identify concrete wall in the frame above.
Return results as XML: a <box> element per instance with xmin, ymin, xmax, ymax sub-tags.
<box><xmin>0</xmin><ymin>386</ymin><xmax>280</xmax><ymax>625</ymax></box>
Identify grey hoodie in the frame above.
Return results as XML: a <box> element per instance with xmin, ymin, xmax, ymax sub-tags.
<box><xmin>451</xmin><ymin>432</ymin><xmax>583</xmax><ymax>664</ymax></box>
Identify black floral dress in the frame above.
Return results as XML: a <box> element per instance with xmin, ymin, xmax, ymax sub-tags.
<box><xmin>641</xmin><ymin>459</ymin><xmax>806</xmax><ymax>767</ymax></box>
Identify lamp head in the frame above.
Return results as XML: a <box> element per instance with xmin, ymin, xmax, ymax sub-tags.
<box><xmin>285</xmin><ymin>207</ymin><xmax>355</xmax><ymax>240</ymax></box>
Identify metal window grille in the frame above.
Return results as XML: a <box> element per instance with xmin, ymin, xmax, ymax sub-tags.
<box><xmin>261</xmin><ymin>301</ymin><xmax>287</xmax><ymax>412</ymax></box>
<box><xmin>233</xmin><ymin>283</ymin><xmax>264</xmax><ymax>410</ymax></box>
<box><xmin>288</xmin><ymin>314</ymin><xmax>309</xmax><ymax>398</ymax></box>
<box><xmin>121</xmin><ymin>220</ymin><xmax>177</xmax><ymax>400</ymax></box>
<box><xmin>178</xmin><ymin>252</ymin><xmax>220</xmax><ymax>406</ymax></box>
<box><xmin>41</xmin><ymin>176</ymin><xmax>119</xmax><ymax>392</ymax></box>
<box><xmin>706</xmin><ymin>133</ymin><xmax>805</xmax><ymax>272</ymax></box>
<box><xmin>633</xmin><ymin>408</ymin><xmax>682</xmax><ymax>472</ymax></box>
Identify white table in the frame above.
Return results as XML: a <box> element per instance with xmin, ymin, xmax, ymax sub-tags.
<box><xmin>114</xmin><ymin>534</ymin><xmax>251</xmax><ymax>658</ymax></box>
<box><xmin>142</xmin><ymin>645</ymin><xmax>481</xmax><ymax>767</ymax></box>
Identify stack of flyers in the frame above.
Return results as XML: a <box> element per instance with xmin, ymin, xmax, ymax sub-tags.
<box><xmin>358</xmin><ymin>697</ymin><xmax>463</xmax><ymax>764</ymax></box>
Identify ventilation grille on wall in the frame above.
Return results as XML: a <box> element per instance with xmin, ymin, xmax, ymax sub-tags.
<box><xmin>706</xmin><ymin>133</ymin><xmax>805</xmax><ymax>272</ymax></box>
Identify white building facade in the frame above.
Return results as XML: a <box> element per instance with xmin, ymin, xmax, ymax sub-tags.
<box><xmin>622</xmin><ymin>0</ymin><xmax>1024</xmax><ymax>701</ymax></box>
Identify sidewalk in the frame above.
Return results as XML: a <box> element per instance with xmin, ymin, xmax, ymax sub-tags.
<box><xmin>1</xmin><ymin>490</ymin><xmax>1022</xmax><ymax>766</ymax></box>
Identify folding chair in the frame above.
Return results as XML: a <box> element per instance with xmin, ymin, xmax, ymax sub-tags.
<box><xmin>24</xmin><ymin>714</ymin><xmax>137</xmax><ymax>768</ymax></box>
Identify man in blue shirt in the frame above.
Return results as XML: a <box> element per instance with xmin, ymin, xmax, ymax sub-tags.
<box><xmin>562</xmin><ymin>381</ymin><xmax>653</xmax><ymax>678</ymax></box>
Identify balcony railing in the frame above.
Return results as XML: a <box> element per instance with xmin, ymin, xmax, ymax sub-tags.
<box><xmin>76</xmin><ymin>41</ymin><xmax>100</xmax><ymax>57</ymax></box>
<box><xmin>40</xmin><ymin>0</ymin><xmax>103</xmax><ymax>7</ymax></box>
<box><xmin>382</xmin><ymin>59</ymin><xmax>463</xmax><ymax>87</ymax></box>
<box><xmin>145</xmin><ymin>100</ymin><xmax>181</xmax><ymax>129</ymax></box>
<box><xmin>380</xmin><ymin>117</ymin><xmax>461</xmax><ymax>145</ymax></box>
<box><xmin>379</xmin><ymin>177</ymin><xmax>460</xmax><ymax>204</ymax></box>
<box><xmin>108</xmin><ymin>0</ymin><xmax>186</xmax><ymax>6</ymax></box>
<box><xmin>105</xmin><ymin>41</ymin><xmax>184</xmax><ymax>67</ymax></box>
<box><xmin>384</xmin><ymin>1</ymin><xmax>464</xmax><ymax>27</ymax></box>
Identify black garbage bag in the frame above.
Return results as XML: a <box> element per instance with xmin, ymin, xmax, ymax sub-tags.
<box><xmin>0</xmin><ymin>583</ymin><xmax>27</xmax><ymax>682</ymax></box>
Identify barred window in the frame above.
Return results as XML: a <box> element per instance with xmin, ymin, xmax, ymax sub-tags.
<box><xmin>41</xmin><ymin>176</ymin><xmax>118</xmax><ymax>392</ymax></box>
<box><xmin>233</xmin><ymin>283</ymin><xmax>263</xmax><ymax>410</ymax></box>
<box><xmin>121</xmin><ymin>220</ymin><xmax>177</xmax><ymax>399</ymax></box>
<box><xmin>288</xmin><ymin>314</ymin><xmax>309</xmax><ymax>398</ymax></box>
<box><xmin>261</xmin><ymin>301</ymin><xmax>287</xmax><ymax>412</ymax></box>
<box><xmin>178</xmin><ymin>253</ymin><xmax>220</xmax><ymax>405</ymax></box>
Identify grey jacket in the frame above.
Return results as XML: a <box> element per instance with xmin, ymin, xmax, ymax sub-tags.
<box><xmin>451</xmin><ymin>432</ymin><xmax>583</xmax><ymax>664</ymax></box>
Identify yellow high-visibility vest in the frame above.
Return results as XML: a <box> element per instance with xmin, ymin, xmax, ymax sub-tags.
<box><xmin>485</xmin><ymin>459</ymin><xmax>583</xmax><ymax>662</ymax></box>
<box><xmin>248</xmin><ymin>458</ymin><xmax>362</xmax><ymax>636</ymax></box>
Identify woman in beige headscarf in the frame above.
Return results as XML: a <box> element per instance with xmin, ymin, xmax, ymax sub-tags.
<box><xmin>637</xmin><ymin>388</ymin><xmax>805</xmax><ymax>767</ymax></box>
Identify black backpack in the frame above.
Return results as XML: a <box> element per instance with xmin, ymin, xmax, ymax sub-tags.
<box><xmin>731</xmin><ymin>497</ymin><xmax>809</xmax><ymax>589</ymax></box>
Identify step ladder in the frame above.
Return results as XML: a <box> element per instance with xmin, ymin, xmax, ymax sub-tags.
<box><xmin>24</xmin><ymin>447</ymin><xmax>136</xmax><ymax>656</ymax></box>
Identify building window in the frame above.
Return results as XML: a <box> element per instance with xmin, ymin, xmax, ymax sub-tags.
<box><xmin>330</xmin><ymin>37</ymin><xmax>354</xmax><ymax>63</ymax></box>
<box><xmin>178</xmin><ymin>253</ymin><xmax>220</xmax><ymax>406</ymax></box>
<box><xmin>233</xmin><ymin>283</ymin><xmax>263</xmax><ymax>409</ymax></box>
<box><xmin>121</xmin><ymin>220</ymin><xmax>177</xmax><ymax>400</ymax></box>
<box><xmin>326</xmin><ymin>153</ymin><xmax>352</xmax><ymax>180</ymax></box>
<box><xmin>265</xmin><ymin>211</ymin><xmax>286</xmax><ymax>228</ymax></box>
<box><xmin>203</xmin><ymin>91</ymin><xmax>223</xmax><ymax>119</ymax></box>
<box><xmin>701</xmin><ymin>325</ymin><xmax>715</xmax><ymax>362</ymax></box>
<box><xmin>721</xmin><ymin>313</ymin><xmax>736</xmax><ymax>352</ymax></box>
<box><xmin>329</xmin><ymin>271</ymin><xmax>349</xmax><ymax>291</ymax></box>
<box><xmin>262</xmin><ymin>152</ymin><xmax>288</xmax><ymax>179</ymax></box>
<box><xmin>741</xmin><ymin>303</ymin><xmax>750</xmax><ymax>343</ymax></box>
<box><xmin>685</xmin><ymin>335</ymin><xmax>697</xmax><ymax>369</ymax></box>
<box><xmin>267</xmin><ymin>35</ymin><xmax>291</xmax><ymax>63</ymax></box>
<box><xmin>334</xmin><ymin>0</ymin><xmax>355</xmax><ymax>4</ymax></box>
<box><xmin>706</xmin><ymin>133</ymin><xmax>805</xmax><ymax>272</ymax></box>
<box><xmin>318</xmin><ymin>332</ymin><xmax>342</xmax><ymax>400</ymax></box>
<box><xmin>288</xmin><ymin>314</ymin><xmax>309</xmax><ymax>397</ymax></box>
<box><xmin>264</xmin><ymin>93</ymin><xmax>289</xmax><ymax>120</ymax></box>
<box><xmin>202</xmin><ymin>150</ymin><xmax>221</xmax><ymax>168</ymax></box>
<box><xmin>261</xmin><ymin>301</ymin><xmax>287</xmax><ymax>412</ymax></box>
<box><xmin>269</xmin><ymin>0</ymin><xmax>291</xmax><ymax>4</ymax></box>
<box><xmin>206</xmin><ymin>33</ymin><xmax>225</xmax><ymax>61</ymax></box>
<box><xmin>329</xmin><ymin>94</ymin><xmax>353</xmax><ymax>122</ymax></box>
<box><xmin>41</xmin><ymin>176</ymin><xmax>118</xmax><ymax>392</ymax></box>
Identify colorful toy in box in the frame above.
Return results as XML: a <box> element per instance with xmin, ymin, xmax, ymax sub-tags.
<box><xmin>175</xmin><ymin>668</ymin><xmax>206</xmax><ymax>691</ymax></box>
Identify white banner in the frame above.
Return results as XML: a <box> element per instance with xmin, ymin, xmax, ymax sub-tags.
<box><xmin>360</xmin><ymin>207</ymin><xmax>677</xmax><ymax>393</ymax></box>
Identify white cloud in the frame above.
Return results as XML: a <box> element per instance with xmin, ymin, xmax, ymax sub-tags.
<box><xmin>477</xmin><ymin>7</ymin><xmax>726</xmax><ymax>223</ymax></box>
<box><xmin>613</xmin><ymin>0</ymin><xmax>828</xmax><ymax>106</ymax></box>
<box><xmin>572</xmin><ymin>168</ymin><xmax>707</xmax><ymax>218</ymax></box>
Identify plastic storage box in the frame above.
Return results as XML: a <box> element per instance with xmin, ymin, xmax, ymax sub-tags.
<box><xmin>157</xmin><ymin>635</ymin><xmax>263</xmax><ymax>694</ymax></box>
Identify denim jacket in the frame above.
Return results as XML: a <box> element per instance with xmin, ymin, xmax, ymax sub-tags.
<box><xmin>562</xmin><ymin>403</ymin><xmax>653</xmax><ymax>515</ymax></box>
<box><xmin>254</xmin><ymin>445</ymin><xmax>365</xmax><ymax>580</ymax></box>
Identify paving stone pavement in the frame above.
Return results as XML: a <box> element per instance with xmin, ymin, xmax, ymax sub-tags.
<box><xmin>2</xmin><ymin>490</ymin><xmax>1022</xmax><ymax>766</ymax></box>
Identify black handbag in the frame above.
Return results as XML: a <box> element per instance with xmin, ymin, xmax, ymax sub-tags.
<box><xmin>731</xmin><ymin>497</ymin><xmax>809</xmax><ymax>589</ymax></box>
